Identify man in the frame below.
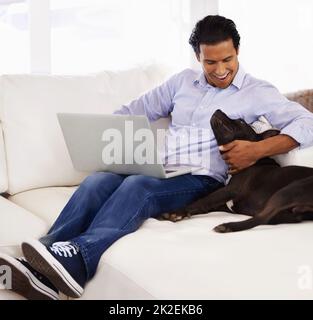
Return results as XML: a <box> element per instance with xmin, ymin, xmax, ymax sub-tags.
<box><xmin>1</xmin><ymin>15</ymin><xmax>313</xmax><ymax>300</ymax></box>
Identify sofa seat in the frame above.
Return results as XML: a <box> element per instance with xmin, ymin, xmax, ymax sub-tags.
<box><xmin>5</xmin><ymin>186</ymin><xmax>160</xmax><ymax>299</ymax></box>
<box><xmin>3</xmin><ymin>186</ymin><xmax>313</xmax><ymax>299</ymax></box>
<box><xmin>9</xmin><ymin>186</ymin><xmax>78</xmax><ymax>226</ymax></box>
<box><xmin>0</xmin><ymin>196</ymin><xmax>48</xmax><ymax>250</ymax></box>
<box><xmin>91</xmin><ymin>213</ymin><xmax>313</xmax><ymax>300</ymax></box>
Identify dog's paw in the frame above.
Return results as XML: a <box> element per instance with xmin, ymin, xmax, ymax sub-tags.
<box><xmin>213</xmin><ymin>223</ymin><xmax>233</xmax><ymax>233</ymax></box>
<box><xmin>159</xmin><ymin>211</ymin><xmax>190</xmax><ymax>222</ymax></box>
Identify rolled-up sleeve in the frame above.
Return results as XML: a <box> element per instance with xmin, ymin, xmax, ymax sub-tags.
<box><xmin>257</xmin><ymin>83</ymin><xmax>313</xmax><ymax>149</ymax></box>
<box><xmin>113</xmin><ymin>73</ymin><xmax>178</xmax><ymax>121</ymax></box>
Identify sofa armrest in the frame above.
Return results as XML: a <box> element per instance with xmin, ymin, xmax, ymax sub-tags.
<box><xmin>0</xmin><ymin>196</ymin><xmax>48</xmax><ymax>248</ymax></box>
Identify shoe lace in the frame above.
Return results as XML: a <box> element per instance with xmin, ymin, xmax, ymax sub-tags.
<box><xmin>50</xmin><ymin>242</ymin><xmax>79</xmax><ymax>258</ymax></box>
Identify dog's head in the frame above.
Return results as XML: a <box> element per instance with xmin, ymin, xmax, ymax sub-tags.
<box><xmin>210</xmin><ymin>109</ymin><xmax>280</xmax><ymax>145</ymax></box>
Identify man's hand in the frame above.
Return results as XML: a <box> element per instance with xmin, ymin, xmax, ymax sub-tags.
<box><xmin>219</xmin><ymin>140</ymin><xmax>260</xmax><ymax>175</ymax></box>
<box><xmin>219</xmin><ymin>135</ymin><xmax>299</xmax><ymax>175</ymax></box>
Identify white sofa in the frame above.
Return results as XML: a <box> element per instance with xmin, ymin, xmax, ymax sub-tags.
<box><xmin>1</xmin><ymin>65</ymin><xmax>313</xmax><ymax>300</ymax></box>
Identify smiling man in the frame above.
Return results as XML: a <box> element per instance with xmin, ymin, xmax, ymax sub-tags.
<box><xmin>2</xmin><ymin>15</ymin><xmax>313</xmax><ymax>300</ymax></box>
<box><xmin>196</xmin><ymin>38</ymin><xmax>238</xmax><ymax>89</ymax></box>
<box><xmin>188</xmin><ymin>15</ymin><xmax>313</xmax><ymax>174</ymax></box>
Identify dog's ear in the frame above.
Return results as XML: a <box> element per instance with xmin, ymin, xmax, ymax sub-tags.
<box><xmin>259</xmin><ymin>129</ymin><xmax>280</xmax><ymax>140</ymax></box>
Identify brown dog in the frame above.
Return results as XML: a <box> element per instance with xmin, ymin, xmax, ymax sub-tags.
<box><xmin>162</xmin><ymin>109</ymin><xmax>313</xmax><ymax>232</ymax></box>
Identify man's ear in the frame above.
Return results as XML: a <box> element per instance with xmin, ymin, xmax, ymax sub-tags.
<box><xmin>259</xmin><ymin>129</ymin><xmax>280</xmax><ymax>140</ymax></box>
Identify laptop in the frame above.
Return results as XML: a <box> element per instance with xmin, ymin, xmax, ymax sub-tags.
<box><xmin>57</xmin><ymin>113</ymin><xmax>199</xmax><ymax>179</ymax></box>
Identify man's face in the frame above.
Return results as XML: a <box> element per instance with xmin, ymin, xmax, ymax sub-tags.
<box><xmin>196</xmin><ymin>39</ymin><xmax>239</xmax><ymax>89</ymax></box>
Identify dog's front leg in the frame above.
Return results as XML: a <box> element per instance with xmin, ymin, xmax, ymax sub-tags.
<box><xmin>184</xmin><ymin>186</ymin><xmax>235</xmax><ymax>215</ymax></box>
<box><xmin>161</xmin><ymin>186</ymin><xmax>236</xmax><ymax>222</ymax></box>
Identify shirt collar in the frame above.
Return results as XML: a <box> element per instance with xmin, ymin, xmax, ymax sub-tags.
<box><xmin>193</xmin><ymin>64</ymin><xmax>246</xmax><ymax>90</ymax></box>
<box><xmin>232</xmin><ymin>64</ymin><xmax>245</xmax><ymax>89</ymax></box>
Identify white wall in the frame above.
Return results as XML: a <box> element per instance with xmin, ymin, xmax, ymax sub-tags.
<box><xmin>189</xmin><ymin>0</ymin><xmax>218</xmax><ymax>69</ymax></box>
<box><xmin>29</xmin><ymin>0</ymin><xmax>50</xmax><ymax>74</ymax></box>
<box><xmin>0</xmin><ymin>0</ymin><xmax>29</xmax><ymax>73</ymax></box>
<box><xmin>219</xmin><ymin>0</ymin><xmax>313</xmax><ymax>92</ymax></box>
<box><xmin>0</xmin><ymin>0</ymin><xmax>218</xmax><ymax>75</ymax></box>
<box><xmin>1</xmin><ymin>0</ymin><xmax>312</xmax><ymax>91</ymax></box>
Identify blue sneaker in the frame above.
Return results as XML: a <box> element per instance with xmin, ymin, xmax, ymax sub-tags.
<box><xmin>21</xmin><ymin>240</ymin><xmax>86</xmax><ymax>298</ymax></box>
<box><xmin>0</xmin><ymin>253</ymin><xmax>59</xmax><ymax>300</ymax></box>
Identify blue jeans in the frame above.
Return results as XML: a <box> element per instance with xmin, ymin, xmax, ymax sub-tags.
<box><xmin>40</xmin><ymin>172</ymin><xmax>223</xmax><ymax>281</ymax></box>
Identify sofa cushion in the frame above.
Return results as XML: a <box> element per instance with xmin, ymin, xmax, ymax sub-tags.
<box><xmin>6</xmin><ymin>187</ymin><xmax>313</xmax><ymax>299</ymax></box>
<box><xmin>0</xmin><ymin>66</ymin><xmax>170</xmax><ymax>195</ymax></box>
<box><xmin>0</xmin><ymin>124</ymin><xmax>8</xmax><ymax>193</ymax></box>
<box><xmin>0</xmin><ymin>196</ymin><xmax>48</xmax><ymax>247</ymax></box>
<box><xmin>9</xmin><ymin>186</ymin><xmax>77</xmax><ymax>226</ymax></box>
<box><xmin>273</xmin><ymin>146</ymin><xmax>313</xmax><ymax>168</ymax></box>
<box><xmin>0</xmin><ymin>77</ymin><xmax>8</xmax><ymax>193</ymax></box>
<box><xmin>86</xmin><ymin>213</ymin><xmax>313</xmax><ymax>299</ymax></box>
<box><xmin>80</xmin><ymin>262</ymin><xmax>155</xmax><ymax>300</ymax></box>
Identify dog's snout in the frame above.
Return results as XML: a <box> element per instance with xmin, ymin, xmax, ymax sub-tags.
<box><xmin>213</xmin><ymin>109</ymin><xmax>228</xmax><ymax>118</ymax></box>
<box><xmin>211</xmin><ymin>109</ymin><xmax>230</xmax><ymax>126</ymax></box>
<box><xmin>214</xmin><ymin>109</ymin><xmax>223</xmax><ymax>115</ymax></box>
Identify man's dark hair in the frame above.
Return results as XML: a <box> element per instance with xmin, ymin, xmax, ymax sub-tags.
<box><xmin>189</xmin><ymin>15</ymin><xmax>240</xmax><ymax>54</ymax></box>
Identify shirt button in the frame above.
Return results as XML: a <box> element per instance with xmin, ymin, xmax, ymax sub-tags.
<box><xmin>192</xmin><ymin>123</ymin><xmax>196</xmax><ymax>126</ymax></box>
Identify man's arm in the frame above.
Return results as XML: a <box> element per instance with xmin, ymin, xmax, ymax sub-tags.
<box><xmin>255</xmin><ymin>134</ymin><xmax>299</xmax><ymax>157</ymax></box>
<box><xmin>221</xmin><ymin>82</ymin><xmax>313</xmax><ymax>174</ymax></box>
<box><xmin>257</xmin><ymin>82</ymin><xmax>313</xmax><ymax>149</ymax></box>
<box><xmin>113</xmin><ymin>72</ymin><xmax>180</xmax><ymax>121</ymax></box>
<box><xmin>220</xmin><ymin>134</ymin><xmax>299</xmax><ymax>175</ymax></box>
